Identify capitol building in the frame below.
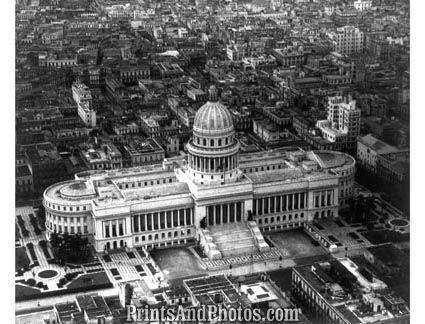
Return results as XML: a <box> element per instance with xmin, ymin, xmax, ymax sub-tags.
<box><xmin>43</xmin><ymin>90</ymin><xmax>355</xmax><ymax>259</ymax></box>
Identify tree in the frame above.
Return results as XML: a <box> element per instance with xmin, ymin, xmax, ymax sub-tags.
<box><xmin>247</xmin><ymin>210</ymin><xmax>253</xmax><ymax>222</ymax></box>
<box><xmin>50</xmin><ymin>232</ymin><xmax>60</xmax><ymax>248</ymax></box>
<box><xmin>49</xmin><ymin>232</ymin><xmax>92</xmax><ymax>264</ymax></box>
<box><xmin>200</xmin><ymin>217</ymin><xmax>206</xmax><ymax>229</ymax></box>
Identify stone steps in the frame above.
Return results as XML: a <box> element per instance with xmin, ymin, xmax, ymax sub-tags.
<box><xmin>220</xmin><ymin>244</ymin><xmax>257</xmax><ymax>257</ymax></box>
<box><xmin>208</xmin><ymin>223</ymin><xmax>258</xmax><ymax>257</ymax></box>
<box><xmin>213</xmin><ymin>230</ymin><xmax>253</xmax><ymax>243</ymax></box>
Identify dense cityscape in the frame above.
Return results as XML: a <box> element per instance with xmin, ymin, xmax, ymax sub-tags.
<box><xmin>15</xmin><ymin>0</ymin><xmax>410</xmax><ymax>323</ymax></box>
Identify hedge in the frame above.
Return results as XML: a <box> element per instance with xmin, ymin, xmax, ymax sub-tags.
<box><xmin>15</xmin><ymin>282</ymin><xmax>113</xmax><ymax>302</ymax></box>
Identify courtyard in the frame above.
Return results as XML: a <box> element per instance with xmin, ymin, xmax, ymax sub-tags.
<box><xmin>265</xmin><ymin>229</ymin><xmax>327</xmax><ymax>258</ymax></box>
<box><xmin>150</xmin><ymin>247</ymin><xmax>207</xmax><ymax>284</ymax></box>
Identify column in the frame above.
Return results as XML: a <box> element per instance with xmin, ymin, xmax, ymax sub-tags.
<box><xmin>220</xmin><ymin>205</ymin><xmax>223</xmax><ymax>224</ymax></box>
<box><xmin>138</xmin><ymin>215</ymin><xmax>141</xmax><ymax>232</ymax></box>
<box><xmin>183</xmin><ymin>209</ymin><xmax>187</xmax><ymax>226</ymax></box>
<box><xmin>191</xmin><ymin>208</ymin><xmax>193</xmax><ymax>225</ymax></box>
<box><xmin>286</xmin><ymin>195</ymin><xmax>289</xmax><ymax>211</ymax></box>
<box><xmin>212</xmin><ymin>206</ymin><xmax>216</xmax><ymax>225</ymax></box>
<box><xmin>151</xmin><ymin>214</ymin><xmax>154</xmax><ymax>231</ymax></box>
<box><xmin>293</xmin><ymin>194</ymin><xmax>296</xmax><ymax>210</ymax></box>
<box><xmin>227</xmin><ymin>204</ymin><xmax>230</xmax><ymax>223</ymax></box>
<box><xmin>177</xmin><ymin>210</ymin><xmax>181</xmax><ymax>226</ymax></box>
<box><xmin>268</xmin><ymin>197</ymin><xmax>272</xmax><ymax>214</ymax></box>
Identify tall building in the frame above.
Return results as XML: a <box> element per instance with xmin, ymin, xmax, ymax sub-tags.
<box><xmin>316</xmin><ymin>95</ymin><xmax>361</xmax><ymax>152</ymax></box>
<box><xmin>353</xmin><ymin>0</ymin><xmax>372</xmax><ymax>11</ymax></box>
<box><xmin>72</xmin><ymin>81</ymin><xmax>96</xmax><ymax>128</ymax></box>
<box><xmin>43</xmin><ymin>91</ymin><xmax>355</xmax><ymax>255</ymax></box>
<box><xmin>327</xmin><ymin>26</ymin><xmax>365</xmax><ymax>56</ymax></box>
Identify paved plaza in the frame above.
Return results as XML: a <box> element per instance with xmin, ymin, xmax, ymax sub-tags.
<box><xmin>266</xmin><ymin>229</ymin><xmax>327</xmax><ymax>258</ymax></box>
<box><xmin>151</xmin><ymin>247</ymin><xmax>207</xmax><ymax>282</ymax></box>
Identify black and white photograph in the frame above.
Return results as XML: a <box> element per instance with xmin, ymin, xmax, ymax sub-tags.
<box><xmin>9</xmin><ymin>0</ymin><xmax>418</xmax><ymax>322</ymax></box>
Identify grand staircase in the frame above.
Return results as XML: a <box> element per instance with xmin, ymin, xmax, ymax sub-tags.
<box><xmin>208</xmin><ymin>223</ymin><xmax>258</xmax><ymax>257</ymax></box>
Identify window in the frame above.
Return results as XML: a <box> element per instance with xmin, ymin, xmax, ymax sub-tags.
<box><xmin>84</xmin><ymin>225</ymin><xmax>88</xmax><ymax>233</ymax></box>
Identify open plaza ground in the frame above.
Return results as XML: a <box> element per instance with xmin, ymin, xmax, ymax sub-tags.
<box><xmin>150</xmin><ymin>247</ymin><xmax>207</xmax><ymax>284</ymax></box>
<box><xmin>265</xmin><ymin>229</ymin><xmax>327</xmax><ymax>258</ymax></box>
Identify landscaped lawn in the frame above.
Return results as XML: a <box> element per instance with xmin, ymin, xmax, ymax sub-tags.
<box><xmin>15</xmin><ymin>284</ymin><xmax>41</xmax><ymax>298</ymax></box>
<box><xmin>362</xmin><ymin>230</ymin><xmax>410</xmax><ymax>245</ymax></box>
<box><xmin>269</xmin><ymin>268</ymin><xmax>293</xmax><ymax>293</ymax></box>
<box><xmin>16</xmin><ymin>247</ymin><xmax>30</xmax><ymax>272</ymax></box>
<box><xmin>67</xmin><ymin>272</ymin><xmax>111</xmax><ymax>289</ymax></box>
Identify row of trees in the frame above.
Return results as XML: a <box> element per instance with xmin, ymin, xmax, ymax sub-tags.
<box><xmin>347</xmin><ymin>195</ymin><xmax>379</xmax><ymax>225</ymax></box>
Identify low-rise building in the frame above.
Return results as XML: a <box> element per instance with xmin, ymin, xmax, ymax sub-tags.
<box><xmin>292</xmin><ymin>258</ymin><xmax>409</xmax><ymax>324</ymax></box>
<box><xmin>120</xmin><ymin>137</ymin><xmax>165</xmax><ymax>167</ymax></box>
<box><xmin>253</xmin><ymin>118</ymin><xmax>290</xmax><ymax>142</ymax></box>
<box><xmin>357</xmin><ymin>134</ymin><xmax>409</xmax><ymax>182</ymax></box>
<box><xmin>113</xmin><ymin>123</ymin><xmax>139</xmax><ymax>136</ymax></box>
<box><xmin>79</xmin><ymin>140</ymin><xmax>123</xmax><ymax>170</ymax></box>
<box><xmin>23</xmin><ymin>142</ymin><xmax>69</xmax><ymax>194</ymax></box>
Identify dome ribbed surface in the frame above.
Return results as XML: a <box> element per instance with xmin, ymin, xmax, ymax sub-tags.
<box><xmin>193</xmin><ymin>101</ymin><xmax>233</xmax><ymax>132</ymax></box>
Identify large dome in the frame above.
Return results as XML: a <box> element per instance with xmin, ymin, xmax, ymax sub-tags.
<box><xmin>193</xmin><ymin>101</ymin><xmax>234</xmax><ymax>134</ymax></box>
